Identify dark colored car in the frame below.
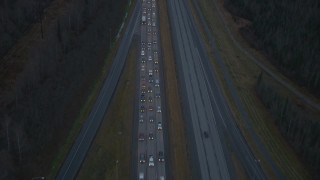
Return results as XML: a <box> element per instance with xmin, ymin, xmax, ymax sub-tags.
<box><xmin>141</xmin><ymin>94</ymin><xmax>145</xmax><ymax>102</ymax></box>
<box><xmin>148</xmin><ymin>132</ymin><xmax>154</xmax><ymax>140</ymax></box>
<box><xmin>204</xmin><ymin>131</ymin><xmax>209</xmax><ymax>138</ymax></box>
<box><xmin>139</xmin><ymin>153</ymin><xmax>146</xmax><ymax>163</ymax></box>
<box><xmin>141</xmin><ymin>88</ymin><xmax>146</xmax><ymax>94</ymax></box>
<box><xmin>139</xmin><ymin>133</ymin><xmax>145</xmax><ymax>141</ymax></box>
<box><xmin>158</xmin><ymin>151</ymin><xmax>164</xmax><ymax>162</ymax></box>
<box><xmin>149</xmin><ymin>76</ymin><xmax>153</xmax><ymax>83</ymax></box>
<box><xmin>140</xmin><ymin>105</ymin><xmax>145</xmax><ymax>113</ymax></box>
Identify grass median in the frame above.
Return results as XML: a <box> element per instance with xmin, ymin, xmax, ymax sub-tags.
<box><xmin>159</xmin><ymin>0</ymin><xmax>193</xmax><ymax>179</ymax></box>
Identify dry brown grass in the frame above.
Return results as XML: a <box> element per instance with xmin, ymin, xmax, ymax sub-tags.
<box><xmin>76</xmin><ymin>38</ymin><xmax>137</xmax><ymax>180</ymax></box>
<box><xmin>187</xmin><ymin>0</ymin><xmax>312</xmax><ymax>178</ymax></box>
<box><xmin>159</xmin><ymin>0</ymin><xmax>193</xmax><ymax>179</ymax></box>
<box><xmin>47</xmin><ymin>2</ymin><xmax>137</xmax><ymax>178</ymax></box>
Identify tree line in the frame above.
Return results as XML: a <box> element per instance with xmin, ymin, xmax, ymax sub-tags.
<box><xmin>0</xmin><ymin>0</ymin><xmax>129</xmax><ymax>179</ymax></box>
<box><xmin>0</xmin><ymin>0</ymin><xmax>53</xmax><ymax>58</ymax></box>
<box><xmin>224</xmin><ymin>0</ymin><xmax>320</xmax><ymax>97</ymax></box>
<box><xmin>256</xmin><ymin>73</ymin><xmax>320</xmax><ymax>178</ymax></box>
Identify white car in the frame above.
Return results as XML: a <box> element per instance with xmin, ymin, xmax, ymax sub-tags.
<box><xmin>141</xmin><ymin>50</ymin><xmax>145</xmax><ymax>56</ymax></box>
<box><xmin>139</xmin><ymin>115</ymin><xmax>144</xmax><ymax>123</ymax></box>
<box><xmin>149</xmin><ymin>155</ymin><xmax>155</xmax><ymax>166</ymax></box>
<box><xmin>157</xmin><ymin>106</ymin><xmax>161</xmax><ymax>113</ymax></box>
<box><xmin>148</xmin><ymin>56</ymin><xmax>152</xmax><ymax>61</ymax></box>
<box><xmin>141</xmin><ymin>65</ymin><xmax>145</xmax><ymax>71</ymax></box>
<box><xmin>157</xmin><ymin>122</ymin><xmax>162</xmax><ymax>130</ymax></box>
<box><xmin>139</xmin><ymin>172</ymin><xmax>144</xmax><ymax>180</ymax></box>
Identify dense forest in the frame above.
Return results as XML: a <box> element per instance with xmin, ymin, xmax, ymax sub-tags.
<box><xmin>256</xmin><ymin>73</ymin><xmax>320</xmax><ymax>178</ymax></box>
<box><xmin>0</xmin><ymin>0</ymin><xmax>54</xmax><ymax>57</ymax></box>
<box><xmin>224</xmin><ymin>0</ymin><xmax>320</xmax><ymax>97</ymax></box>
<box><xmin>0</xmin><ymin>0</ymin><xmax>129</xmax><ymax>179</ymax></box>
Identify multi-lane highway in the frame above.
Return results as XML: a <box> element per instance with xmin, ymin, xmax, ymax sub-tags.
<box><xmin>168</xmin><ymin>0</ymin><xmax>230</xmax><ymax>179</ymax></box>
<box><xmin>56</xmin><ymin>0</ymin><xmax>275</xmax><ymax>179</ymax></box>
<box><xmin>135</xmin><ymin>0</ymin><xmax>167</xmax><ymax>179</ymax></box>
<box><xmin>168</xmin><ymin>0</ymin><xmax>267</xmax><ymax>179</ymax></box>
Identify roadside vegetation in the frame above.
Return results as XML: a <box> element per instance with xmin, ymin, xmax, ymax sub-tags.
<box><xmin>256</xmin><ymin>73</ymin><xmax>320</xmax><ymax>178</ymax></box>
<box><xmin>159</xmin><ymin>0</ymin><xmax>193</xmax><ymax>179</ymax></box>
<box><xmin>0</xmin><ymin>0</ymin><xmax>130</xmax><ymax>179</ymax></box>
<box><xmin>188</xmin><ymin>0</ymin><xmax>314</xmax><ymax>178</ymax></box>
<box><xmin>225</xmin><ymin>0</ymin><xmax>320</xmax><ymax>97</ymax></box>
<box><xmin>0</xmin><ymin>0</ymin><xmax>53</xmax><ymax>57</ymax></box>
<box><xmin>77</xmin><ymin>37</ymin><xmax>137</xmax><ymax>180</ymax></box>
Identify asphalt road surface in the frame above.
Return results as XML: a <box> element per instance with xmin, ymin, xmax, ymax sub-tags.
<box><xmin>168</xmin><ymin>0</ymin><xmax>267</xmax><ymax>179</ymax></box>
<box><xmin>191</xmin><ymin>0</ymin><xmax>285</xmax><ymax>178</ymax></box>
<box><xmin>56</xmin><ymin>1</ymin><xmax>141</xmax><ymax>179</ymax></box>
<box><xmin>135</xmin><ymin>0</ymin><xmax>167</xmax><ymax>179</ymax></box>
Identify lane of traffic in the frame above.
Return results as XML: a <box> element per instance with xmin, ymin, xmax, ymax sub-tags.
<box><xmin>170</xmin><ymin>0</ymin><xmax>231</xmax><ymax>179</ymax></box>
<box><xmin>137</xmin><ymin>0</ymin><xmax>167</xmax><ymax>179</ymax></box>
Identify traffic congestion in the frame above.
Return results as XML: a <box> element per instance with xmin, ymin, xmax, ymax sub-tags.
<box><xmin>137</xmin><ymin>0</ymin><xmax>166</xmax><ymax>179</ymax></box>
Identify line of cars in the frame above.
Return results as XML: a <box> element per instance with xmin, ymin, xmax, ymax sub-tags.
<box><xmin>138</xmin><ymin>0</ymin><xmax>166</xmax><ymax>180</ymax></box>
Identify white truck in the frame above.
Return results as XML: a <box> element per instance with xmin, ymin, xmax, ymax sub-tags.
<box><xmin>142</xmin><ymin>16</ymin><xmax>146</xmax><ymax>24</ymax></box>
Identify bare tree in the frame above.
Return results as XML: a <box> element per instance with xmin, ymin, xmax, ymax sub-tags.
<box><xmin>0</xmin><ymin>150</ymin><xmax>13</xmax><ymax>180</ymax></box>
<box><xmin>14</xmin><ymin>125</ymin><xmax>25</xmax><ymax>164</ymax></box>
<box><xmin>3</xmin><ymin>115</ymin><xmax>11</xmax><ymax>151</ymax></box>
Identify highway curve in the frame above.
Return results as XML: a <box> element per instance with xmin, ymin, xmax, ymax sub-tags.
<box><xmin>167</xmin><ymin>0</ymin><xmax>267</xmax><ymax>179</ymax></box>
